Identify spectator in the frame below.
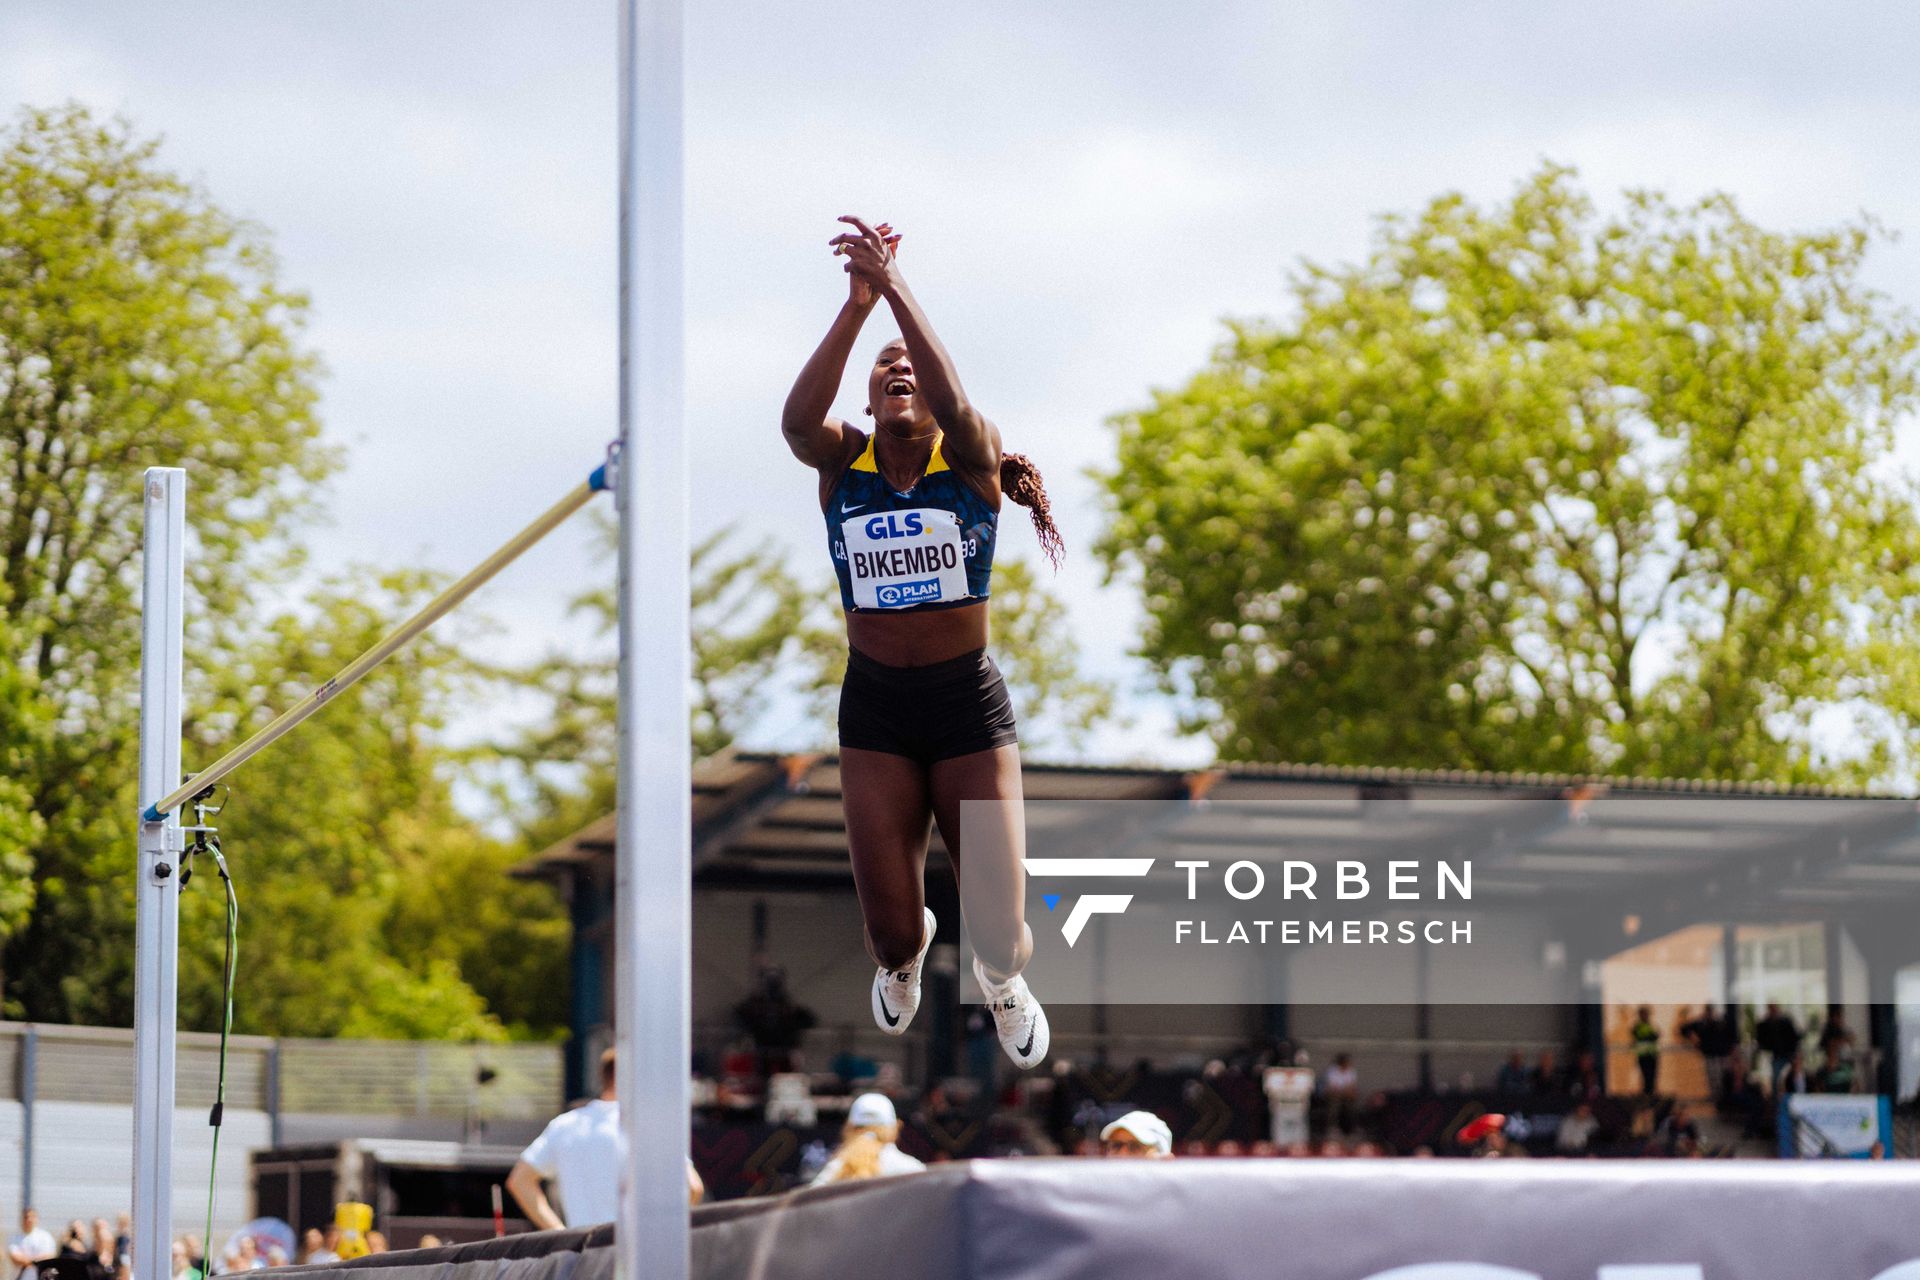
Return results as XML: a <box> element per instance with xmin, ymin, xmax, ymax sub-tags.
<box><xmin>1778</xmin><ymin>1048</ymin><xmax>1812</xmax><ymax>1096</ymax></box>
<box><xmin>1657</xmin><ymin>1101</ymin><xmax>1701</xmax><ymax>1157</ymax></box>
<box><xmin>812</xmin><ymin>1093</ymin><xmax>928</xmax><ymax>1183</ymax></box>
<box><xmin>1099</xmin><ymin>1110</ymin><xmax>1173</xmax><ymax>1158</ymax></box>
<box><xmin>1754</xmin><ymin>1003</ymin><xmax>1802</xmax><ymax>1089</ymax></box>
<box><xmin>8</xmin><ymin>1209</ymin><xmax>56</xmax><ymax>1280</ymax></box>
<box><xmin>1322</xmin><ymin>1053</ymin><xmax>1360</xmax><ymax>1135</ymax></box>
<box><xmin>1819</xmin><ymin>1008</ymin><xmax>1856</xmax><ymax>1057</ymax></box>
<box><xmin>168</xmin><ymin>1242</ymin><xmax>190</xmax><ymax>1280</ymax></box>
<box><xmin>1811</xmin><ymin>1043</ymin><xmax>1857</xmax><ymax>1094</ymax></box>
<box><xmin>363</xmin><ymin>1234</ymin><xmax>388</xmax><ymax>1257</ymax></box>
<box><xmin>109</xmin><ymin>1223</ymin><xmax>127</xmax><ymax>1276</ymax></box>
<box><xmin>1458</xmin><ymin>1113</ymin><xmax>1507</xmax><ymax>1157</ymax></box>
<box><xmin>1681</xmin><ymin>1005</ymin><xmax>1739</xmax><ymax>1101</ymax></box>
<box><xmin>1554</xmin><ymin>1103</ymin><xmax>1600</xmax><ymax>1156</ymax></box>
<box><xmin>511</xmin><ymin>1047</ymin><xmax>704</xmax><ymax>1226</ymax></box>
<box><xmin>297</xmin><ymin>1231</ymin><xmax>334</xmax><ymax>1268</ymax></box>
<box><xmin>1629</xmin><ymin>1006</ymin><xmax>1661</xmax><ymax>1095</ymax></box>
<box><xmin>1722</xmin><ymin>1055</ymin><xmax>1769</xmax><ymax>1140</ymax></box>
<box><xmin>43</xmin><ymin>1223</ymin><xmax>91</xmax><ymax>1280</ymax></box>
<box><xmin>179</xmin><ymin>1236</ymin><xmax>205</xmax><ymax>1280</ymax></box>
<box><xmin>1530</xmin><ymin>1050</ymin><xmax>1561</xmax><ymax>1095</ymax></box>
<box><xmin>1567</xmin><ymin>1049</ymin><xmax>1604</xmax><ymax>1100</ymax></box>
<box><xmin>1494</xmin><ymin>1051</ymin><xmax>1530</xmax><ymax>1095</ymax></box>
<box><xmin>89</xmin><ymin>1222</ymin><xmax>120</xmax><ymax>1280</ymax></box>
<box><xmin>733</xmin><ymin>966</ymin><xmax>816</xmax><ymax>1076</ymax></box>
<box><xmin>223</xmin><ymin>1236</ymin><xmax>259</xmax><ymax>1274</ymax></box>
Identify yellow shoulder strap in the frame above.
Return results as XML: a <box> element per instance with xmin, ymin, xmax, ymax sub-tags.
<box><xmin>853</xmin><ymin>432</ymin><xmax>949</xmax><ymax>477</ymax></box>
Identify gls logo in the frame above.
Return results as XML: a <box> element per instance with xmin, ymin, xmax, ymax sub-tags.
<box><xmin>1022</xmin><ymin>857</ymin><xmax>1155</xmax><ymax>946</ymax></box>
<box><xmin>1358</xmin><ymin>1265</ymin><xmax>1920</xmax><ymax>1280</ymax></box>
<box><xmin>864</xmin><ymin>512</ymin><xmax>926</xmax><ymax>539</ymax></box>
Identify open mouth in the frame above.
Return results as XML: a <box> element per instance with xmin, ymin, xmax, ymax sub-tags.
<box><xmin>884</xmin><ymin>378</ymin><xmax>914</xmax><ymax>397</ymax></box>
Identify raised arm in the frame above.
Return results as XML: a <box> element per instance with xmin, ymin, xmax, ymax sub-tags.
<box><xmin>782</xmin><ymin>221</ymin><xmax>901</xmax><ymax>470</ymax></box>
<box><xmin>832</xmin><ymin>216</ymin><xmax>1001</xmax><ymax>475</ymax></box>
<box><xmin>781</xmin><ymin>296</ymin><xmax>873</xmax><ymax>469</ymax></box>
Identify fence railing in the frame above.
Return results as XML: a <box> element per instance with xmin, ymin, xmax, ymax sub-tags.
<box><xmin>1</xmin><ymin>1020</ymin><xmax>561</xmax><ymax>1119</ymax></box>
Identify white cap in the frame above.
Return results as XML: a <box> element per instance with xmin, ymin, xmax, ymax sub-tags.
<box><xmin>1100</xmin><ymin>1110</ymin><xmax>1173</xmax><ymax>1156</ymax></box>
<box><xmin>848</xmin><ymin>1092</ymin><xmax>898</xmax><ymax>1128</ymax></box>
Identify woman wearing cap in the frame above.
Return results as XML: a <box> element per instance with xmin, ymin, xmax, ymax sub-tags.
<box><xmin>1099</xmin><ymin>1111</ymin><xmax>1174</xmax><ymax>1159</ymax></box>
<box><xmin>783</xmin><ymin>216</ymin><xmax>1058</xmax><ymax>1071</ymax></box>
<box><xmin>811</xmin><ymin>1093</ymin><xmax>928</xmax><ymax>1185</ymax></box>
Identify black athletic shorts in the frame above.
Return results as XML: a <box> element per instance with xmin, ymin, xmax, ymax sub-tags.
<box><xmin>838</xmin><ymin>646</ymin><xmax>1019</xmax><ymax>765</ymax></box>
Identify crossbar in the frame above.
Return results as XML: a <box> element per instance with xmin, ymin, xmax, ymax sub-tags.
<box><xmin>143</xmin><ymin>464</ymin><xmax>610</xmax><ymax>820</ymax></box>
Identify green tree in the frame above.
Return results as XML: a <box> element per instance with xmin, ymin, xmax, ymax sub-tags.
<box><xmin>0</xmin><ymin>104</ymin><xmax>332</xmax><ymax>1018</ymax></box>
<box><xmin>0</xmin><ymin>106</ymin><xmax>564</xmax><ymax>1038</ymax></box>
<box><xmin>1099</xmin><ymin>165</ymin><xmax>1920</xmax><ymax>783</ymax></box>
<box><xmin>0</xmin><ymin>603</ymin><xmax>46</xmax><ymax>1004</ymax></box>
<box><xmin>977</xmin><ymin>558</ymin><xmax>1114</xmax><ymax>753</ymax></box>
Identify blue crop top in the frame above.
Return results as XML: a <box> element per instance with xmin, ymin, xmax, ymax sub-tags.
<box><xmin>825</xmin><ymin>432</ymin><xmax>998</xmax><ymax>613</ymax></box>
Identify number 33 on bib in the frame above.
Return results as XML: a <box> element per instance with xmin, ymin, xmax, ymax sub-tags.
<box><xmin>842</xmin><ymin>508</ymin><xmax>971</xmax><ymax>610</ymax></box>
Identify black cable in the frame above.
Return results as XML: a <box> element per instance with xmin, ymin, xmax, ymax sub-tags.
<box><xmin>196</xmin><ymin>832</ymin><xmax>238</xmax><ymax>1276</ymax></box>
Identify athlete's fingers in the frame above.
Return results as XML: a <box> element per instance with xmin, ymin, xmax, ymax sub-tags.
<box><xmin>845</xmin><ymin>215</ymin><xmax>889</xmax><ymax>254</ymax></box>
<box><xmin>839</xmin><ymin>214</ymin><xmax>879</xmax><ymax>240</ymax></box>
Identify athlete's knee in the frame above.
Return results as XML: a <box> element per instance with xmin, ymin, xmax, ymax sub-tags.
<box><xmin>867</xmin><ymin>917</ymin><xmax>924</xmax><ymax>971</ymax></box>
<box><xmin>973</xmin><ymin>921</ymin><xmax>1031</xmax><ymax>981</ymax></box>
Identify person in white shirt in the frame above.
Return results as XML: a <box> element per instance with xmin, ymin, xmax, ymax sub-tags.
<box><xmin>7</xmin><ymin>1209</ymin><xmax>55</xmax><ymax>1280</ymax></box>
<box><xmin>810</xmin><ymin>1093</ymin><xmax>927</xmax><ymax>1186</ymax></box>
<box><xmin>508</xmin><ymin>1049</ymin><xmax>704</xmax><ymax>1229</ymax></box>
<box><xmin>1322</xmin><ymin>1053</ymin><xmax>1361</xmax><ymax>1135</ymax></box>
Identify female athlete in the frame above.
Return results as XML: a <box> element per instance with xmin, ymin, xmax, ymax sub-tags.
<box><xmin>780</xmin><ymin>215</ymin><xmax>1059</xmax><ymax>1069</ymax></box>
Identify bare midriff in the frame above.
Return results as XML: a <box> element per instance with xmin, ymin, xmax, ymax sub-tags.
<box><xmin>846</xmin><ymin>599</ymin><xmax>990</xmax><ymax>667</ymax></box>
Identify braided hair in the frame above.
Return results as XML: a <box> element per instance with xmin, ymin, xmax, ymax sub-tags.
<box><xmin>1000</xmin><ymin>451</ymin><xmax>1063</xmax><ymax>568</ymax></box>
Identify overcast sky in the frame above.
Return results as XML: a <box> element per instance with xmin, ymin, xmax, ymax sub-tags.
<box><xmin>5</xmin><ymin>1</ymin><xmax>1917</xmax><ymax>768</ymax></box>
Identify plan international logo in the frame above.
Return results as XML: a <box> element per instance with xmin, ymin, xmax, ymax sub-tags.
<box><xmin>1023</xmin><ymin>856</ymin><xmax>1475</xmax><ymax>948</ymax></box>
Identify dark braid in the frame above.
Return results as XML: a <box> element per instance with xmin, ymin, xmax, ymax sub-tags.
<box><xmin>1000</xmin><ymin>451</ymin><xmax>1063</xmax><ymax>568</ymax></box>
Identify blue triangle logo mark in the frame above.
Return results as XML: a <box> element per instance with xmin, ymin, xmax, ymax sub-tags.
<box><xmin>1042</xmin><ymin>893</ymin><xmax>1061</xmax><ymax>912</ymax></box>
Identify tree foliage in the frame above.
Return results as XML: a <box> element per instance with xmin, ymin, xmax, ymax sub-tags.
<box><xmin>1099</xmin><ymin>165</ymin><xmax>1920</xmax><ymax>783</ymax></box>
<box><xmin>0</xmin><ymin>105</ymin><xmax>564</xmax><ymax>1036</ymax></box>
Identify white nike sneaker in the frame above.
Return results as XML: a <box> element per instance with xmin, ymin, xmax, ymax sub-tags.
<box><xmin>973</xmin><ymin>954</ymin><xmax>1050</xmax><ymax>1070</ymax></box>
<box><xmin>871</xmin><ymin>907</ymin><xmax>937</xmax><ymax>1036</ymax></box>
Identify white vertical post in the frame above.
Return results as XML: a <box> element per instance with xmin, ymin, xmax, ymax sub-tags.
<box><xmin>615</xmin><ymin>0</ymin><xmax>688</xmax><ymax>1275</ymax></box>
<box><xmin>133</xmin><ymin>467</ymin><xmax>186</xmax><ymax>1280</ymax></box>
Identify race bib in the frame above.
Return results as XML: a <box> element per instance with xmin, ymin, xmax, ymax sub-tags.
<box><xmin>841</xmin><ymin>508</ymin><xmax>970</xmax><ymax>609</ymax></box>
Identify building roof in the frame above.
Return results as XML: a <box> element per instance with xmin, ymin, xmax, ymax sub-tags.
<box><xmin>515</xmin><ymin>752</ymin><xmax>1920</xmax><ymax>929</ymax></box>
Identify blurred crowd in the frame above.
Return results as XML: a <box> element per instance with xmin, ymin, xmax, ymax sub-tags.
<box><xmin>6</xmin><ymin>1209</ymin><xmax>439</xmax><ymax>1280</ymax></box>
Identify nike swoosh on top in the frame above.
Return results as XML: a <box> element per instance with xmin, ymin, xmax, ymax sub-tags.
<box><xmin>840</xmin><ymin>501</ymin><xmax>865</xmax><ymax>514</ymax></box>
